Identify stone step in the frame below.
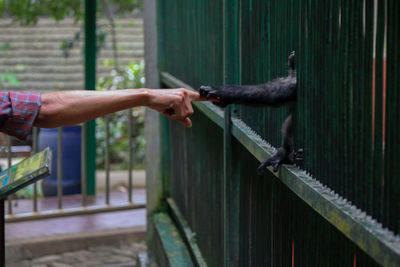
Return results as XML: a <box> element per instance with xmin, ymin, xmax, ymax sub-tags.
<box><xmin>1</xmin><ymin>34</ymin><xmax>144</xmax><ymax>43</ymax></box>
<box><xmin>0</xmin><ymin>81</ymin><xmax>84</xmax><ymax>91</ymax></box>
<box><xmin>3</xmin><ymin>41</ymin><xmax>143</xmax><ymax>50</ymax></box>
<box><xmin>10</xmin><ymin>73</ymin><xmax>87</xmax><ymax>82</ymax></box>
<box><xmin>0</xmin><ymin>56</ymin><xmax>142</xmax><ymax>66</ymax></box>
<box><xmin>0</xmin><ymin>71</ymin><xmax>143</xmax><ymax>89</ymax></box>
<box><xmin>0</xmin><ymin>17</ymin><xmax>143</xmax><ymax>92</ymax></box>
<box><xmin>7</xmin><ymin>71</ymin><xmax>136</xmax><ymax>82</ymax></box>
<box><xmin>3</xmin><ymin>65</ymin><xmax>141</xmax><ymax>74</ymax></box>
<box><xmin>2</xmin><ymin>64</ymin><xmax>142</xmax><ymax>74</ymax></box>
<box><xmin>11</xmin><ymin>73</ymin><xmax>84</xmax><ymax>82</ymax></box>
<box><xmin>0</xmin><ymin>26</ymin><xmax>142</xmax><ymax>35</ymax></box>
<box><xmin>0</xmin><ymin>49</ymin><xmax>144</xmax><ymax>58</ymax></box>
<box><xmin>0</xmin><ymin>18</ymin><xmax>143</xmax><ymax>27</ymax></box>
<box><xmin>6</xmin><ymin>226</ymin><xmax>146</xmax><ymax>264</ymax></box>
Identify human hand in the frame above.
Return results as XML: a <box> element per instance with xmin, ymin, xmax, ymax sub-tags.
<box><xmin>146</xmin><ymin>88</ymin><xmax>210</xmax><ymax>127</ymax></box>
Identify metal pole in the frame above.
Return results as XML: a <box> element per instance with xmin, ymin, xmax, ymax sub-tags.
<box><xmin>57</xmin><ymin>127</ymin><xmax>63</xmax><ymax>209</ymax></box>
<box><xmin>128</xmin><ymin>109</ymin><xmax>133</xmax><ymax>203</ymax></box>
<box><xmin>81</xmin><ymin>124</ymin><xmax>87</xmax><ymax>207</ymax></box>
<box><xmin>6</xmin><ymin>136</ymin><xmax>12</xmax><ymax>215</ymax></box>
<box><xmin>223</xmin><ymin>0</ymin><xmax>241</xmax><ymax>265</ymax></box>
<box><xmin>32</xmin><ymin>127</ymin><xmax>38</xmax><ymax>212</ymax></box>
<box><xmin>84</xmin><ymin>0</ymin><xmax>97</xmax><ymax>196</ymax></box>
<box><xmin>105</xmin><ymin>116</ymin><xmax>110</xmax><ymax>205</ymax></box>
<box><xmin>0</xmin><ymin>199</ymin><xmax>5</xmax><ymax>267</ymax></box>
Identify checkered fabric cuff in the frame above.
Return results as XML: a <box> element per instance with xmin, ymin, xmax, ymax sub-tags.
<box><xmin>0</xmin><ymin>91</ymin><xmax>41</xmax><ymax>140</ymax></box>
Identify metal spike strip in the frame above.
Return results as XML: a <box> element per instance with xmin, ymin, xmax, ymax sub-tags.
<box><xmin>231</xmin><ymin>107</ymin><xmax>400</xmax><ymax>247</ymax></box>
<box><xmin>232</xmin><ymin>106</ymin><xmax>400</xmax><ymax>253</ymax></box>
<box><xmin>290</xmin><ymin>166</ymin><xmax>400</xmax><ymax>250</ymax></box>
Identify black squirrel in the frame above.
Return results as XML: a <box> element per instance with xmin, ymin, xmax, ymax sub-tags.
<box><xmin>199</xmin><ymin>51</ymin><xmax>302</xmax><ymax>176</ymax></box>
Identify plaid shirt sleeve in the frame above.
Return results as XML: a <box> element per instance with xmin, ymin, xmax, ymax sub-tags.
<box><xmin>0</xmin><ymin>91</ymin><xmax>41</xmax><ymax>140</ymax></box>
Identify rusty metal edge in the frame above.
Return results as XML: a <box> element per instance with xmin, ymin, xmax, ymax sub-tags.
<box><xmin>166</xmin><ymin>198</ymin><xmax>207</xmax><ymax>267</ymax></box>
<box><xmin>153</xmin><ymin>212</ymin><xmax>194</xmax><ymax>267</ymax></box>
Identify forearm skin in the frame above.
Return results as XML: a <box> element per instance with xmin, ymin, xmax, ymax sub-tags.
<box><xmin>34</xmin><ymin>89</ymin><xmax>149</xmax><ymax>128</ymax></box>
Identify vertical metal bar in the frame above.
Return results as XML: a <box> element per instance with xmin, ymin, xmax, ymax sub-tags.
<box><xmin>81</xmin><ymin>124</ymin><xmax>87</xmax><ymax>207</ymax></box>
<box><xmin>128</xmin><ymin>109</ymin><xmax>133</xmax><ymax>203</ymax></box>
<box><xmin>223</xmin><ymin>108</ymin><xmax>232</xmax><ymax>267</ymax></box>
<box><xmin>223</xmin><ymin>0</ymin><xmax>241</xmax><ymax>266</ymax></box>
<box><xmin>144</xmin><ymin>0</ymin><xmax>162</xmax><ymax>251</ymax></box>
<box><xmin>105</xmin><ymin>116</ymin><xmax>110</xmax><ymax>205</ymax></box>
<box><xmin>0</xmin><ymin>199</ymin><xmax>5</xmax><ymax>267</ymax></box>
<box><xmin>7</xmin><ymin>136</ymin><xmax>12</xmax><ymax>215</ymax></box>
<box><xmin>57</xmin><ymin>127</ymin><xmax>63</xmax><ymax>209</ymax></box>
<box><xmin>222</xmin><ymin>2</ymin><xmax>228</xmax><ymax>264</ymax></box>
<box><xmin>84</xmin><ymin>0</ymin><xmax>97</xmax><ymax>196</ymax></box>
<box><xmin>32</xmin><ymin>127</ymin><xmax>38</xmax><ymax>212</ymax></box>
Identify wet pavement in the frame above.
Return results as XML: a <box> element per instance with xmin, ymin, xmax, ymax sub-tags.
<box><xmin>7</xmin><ymin>241</ymin><xmax>153</xmax><ymax>267</ymax></box>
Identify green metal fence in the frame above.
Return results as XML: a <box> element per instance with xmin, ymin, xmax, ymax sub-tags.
<box><xmin>149</xmin><ymin>0</ymin><xmax>400</xmax><ymax>266</ymax></box>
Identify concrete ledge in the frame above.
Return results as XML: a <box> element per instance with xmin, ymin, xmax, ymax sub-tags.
<box><xmin>153</xmin><ymin>213</ymin><xmax>193</xmax><ymax>267</ymax></box>
<box><xmin>6</xmin><ymin>226</ymin><xmax>146</xmax><ymax>263</ymax></box>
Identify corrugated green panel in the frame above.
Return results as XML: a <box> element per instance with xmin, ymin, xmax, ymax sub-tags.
<box><xmin>383</xmin><ymin>0</ymin><xmax>400</xmax><ymax>233</ymax></box>
<box><xmin>223</xmin><ymin>0</ymin><xmax>241</xmax><ymax>266</ymax></box>
<box><xmin>237</xmin><ymin>0</ymin><xmax>375</xmax><ymax>217</ymax></box>
<box><xmin>160</xmin><ymin>115</ymin><xmax>171</xmax><ymax>198</ymax></box>
<box><xmin>168</xmin><ymin>109</ymin><xmax>224</xmax><ymax>267</ymax></box>
<box><xmin>234</xmin><ymin>139</ymin><xmax>380</xmax><ymax>266</ymax></box>
<box><xmin>156</xmin><ymin>0</ymin><xmax>400</xmax><ymax>265</ymax></box>
<box><xmin>238</xmin><ymin>0</ymin><xmax>291</xmax><ymax>148</ymax></box>
<box><xmin>157</xmin><ymin>0</ymin><xmax>223</xmax><ymax>87</ymax></box>
<box><xmin>292</xmin><ymin>0</ymin><xmax>398</xmax><ymax>236</ymax></box>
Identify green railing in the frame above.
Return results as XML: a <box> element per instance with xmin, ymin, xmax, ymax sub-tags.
<box><xmin>148</xmin><ymin>0</ymin><xmax>400</xmax><ymax>266</ymax></box>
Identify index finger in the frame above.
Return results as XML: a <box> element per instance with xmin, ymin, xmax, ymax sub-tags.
<box><xmin>187</xmin><ymin>90</ymin><xmax>219</xmax><ymax>102</ymax></box>
<box><xmin>186</xmin><ymin>90</ymin><xmax>204</xmax><ymax>101</ymax></box>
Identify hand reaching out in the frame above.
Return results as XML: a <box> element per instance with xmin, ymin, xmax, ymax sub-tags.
<box><xmin>146</xmin><ymin>88</ymin><xmax>211</xmax><ymax>127</ymax></box>
<box><xmin>34</xmin><ymin>88</ymin><xmax>216</xmax><ymax>129</ymax></box>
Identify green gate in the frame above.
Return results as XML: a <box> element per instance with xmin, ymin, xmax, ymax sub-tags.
<box><xmin>147</xmin><ymin>0</ymin><xmax>400</xmax><ymax>266</ymax></box>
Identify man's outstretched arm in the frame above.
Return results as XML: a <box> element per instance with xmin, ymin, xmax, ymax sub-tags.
<box><xmin>34</xmin><ymin>88</ymin><xmax>206</xmax><ymax>129</ymax></box>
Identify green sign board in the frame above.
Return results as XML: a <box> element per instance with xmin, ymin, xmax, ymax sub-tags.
<box><xmin>0</xmin><ymin>147</ymin><xmax>51</xmax><ymax>199</ymax></box>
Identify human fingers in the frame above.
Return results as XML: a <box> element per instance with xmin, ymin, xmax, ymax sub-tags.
<box><xmin>185</xmin><ymin>89</ymin><xmax>220</xmax><ymax>102</ymax></box>
<box><xmin>178</xmin><ymin>117</ymin><xmax>192</xmax><ymax>128</ymax></box>
<box><xmin>162</xmin><ymin>100</ymin><xmax>193</xmax><ymax>120</ymax></box>
<box><xmin>162</xmin><ymin>88</ymin><xmax>217</xmax><ymax>102</ymax></box>
<box><xmin>185</xmin><ymin>101</ymin><xmax>194</xmax><ymax>117</ymax></box>
<box><xmin>185</xmin><ymin>90</ymin><xmax>206</xmax><ymax>101</ymax></box>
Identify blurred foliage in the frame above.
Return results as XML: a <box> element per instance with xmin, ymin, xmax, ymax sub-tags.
<box><xmin>0</xmin><ymin>0</ymin><xmax>146</xmax><ymax>172</ymax></box>
<box><xmin>0</xmin><ymin>0</ymin><xmax>82</xmax><ymax>25</ymax></box>
<box><xmin>0</xmin><ymin>70</ymin><xmax>19</xmax><ymax>85</ymax></box>
<box><xmin>0</xmin><ymin>42</ymin><xmax>20</xmax><ymax>87</ymax></box>
<box><xmin>60</xmin><ymin>26</ymin><xmax>108</xmax><ymax>58</ymax></box>
<box><xmin>0</xmin><ymin>0</ymin><xmax>142</xmax><ymax>25</ymax></box>
<box><xmin>96</xmin><ymin>60</ymin><xmax>146</xmax><ymax>169</ymax></box>
<box><xmin>14</xmin><ymin>182</ymin><xmax>44</xmax><ymax>199</ymax></box>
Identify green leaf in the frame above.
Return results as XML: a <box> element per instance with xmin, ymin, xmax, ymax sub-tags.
<box><xmin>1</xmin><ymin>42</ymin><xmax>9</xmax><ymax>51</ymax></box>
<box><xmin>15</xmin><ymin>64</ymin><xmax>25</xmax><ymax>71</ymax></box>
<box><xmin>1</xmin><ymin>0</ymin><xmax>142</xmax><ymax>26</ymax></box>
<box><xmin>5</xmin><ymin>72</ymin><xmax>20</xmax><ymax>85</ymax></box>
